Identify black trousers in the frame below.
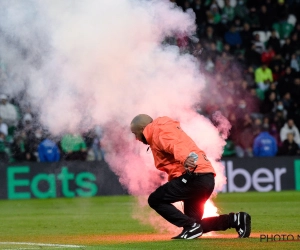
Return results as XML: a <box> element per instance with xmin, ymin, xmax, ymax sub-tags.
<box><xmin>148</xmin><ymin>173</ymin><xmax>233</xmax><ymax>233</ymax></box>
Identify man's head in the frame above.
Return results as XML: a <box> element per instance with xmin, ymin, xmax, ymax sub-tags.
<box><xmin>287</xmin><ymin>118</ymin><xmax>294</xmax><ymax>128</ymax></box>
<box><xmin>261</xmin><ymin>64</ymin><xmax>267</xmax><ymax>70</ymax></box>
<box><xmin>287</xmin><ymin>132</ymin><xmax>295</xmax><ymax>142</ymax></box>
<box><xmin>261</xmin><ymin>5</ymin><xmax>267</xmax><ymax>13</ymax></box>
<box><xmin>271</xmin><ymin>30</ymin><xmax>277</xmax><ymax>38</ymax></box>
<box><xmin>0</xmin><ymin>94</ymin><xmax>8</xmax><ymax>105</ymax></box>
<box><xmin>243</xmin><ymin>23</ymin><xmax>250</xmax><ymax>31</ymax></box>
<box><xmin>229</xmin><ymin>26</ymin><xmax>236</xmax><ymax>33</ymax></box>
<box><xmin>130</xmin><ymin>114</ymin><xmax>153</xmax><ymax>144</ymax></box>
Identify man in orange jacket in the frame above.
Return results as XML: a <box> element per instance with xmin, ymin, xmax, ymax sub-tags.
<box><xmin>130</xmin><ymin>114</ymin><xmax>251</xmax><ymax>239</ymax></box>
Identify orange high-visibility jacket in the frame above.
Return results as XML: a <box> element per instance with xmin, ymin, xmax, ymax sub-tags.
<box><xmin>143</xmin><ymin>116</ymin><xmax>216</xmax><ymax>181</ymax></box>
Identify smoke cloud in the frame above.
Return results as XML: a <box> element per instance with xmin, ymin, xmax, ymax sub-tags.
<box><xmin>0</xmin><ymin>0</ymin><xmax>229</xmax><ymax>232</ymax></box>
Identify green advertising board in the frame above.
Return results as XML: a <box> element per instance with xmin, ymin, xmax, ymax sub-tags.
<box><xmin>0</xmin><ymin>161</ymin><xmax>126</xmax><ymax>200</ymax></box>
<box><xmin>0</xmin><ymin>157</ymin><xmax>299</xmax><ymax>200</ymax></box>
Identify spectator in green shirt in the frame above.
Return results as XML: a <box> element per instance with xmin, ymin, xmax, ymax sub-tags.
<box><xmin>255</xmin><ymin>64</ymin><xmax>273</xmax><ymax>91</ymax></box>
<box><xmin>207</xmin><ymin>4</ymin><xmax>221</xmax><ymax>25</ymax></box>
<box><xmin>222</xmin><ymin>0</ymin><xmax>235</xmax><ymax>23</ymax></box>
<box><xmin>235</xmin><ymin>0</ymin><xmax>249</xmax><ymax>20</ymax></box>
<box><xmin>222</xmin><ymin>139</ymin><xmax>236</xmax><ymax>157</ymax></box>
<box><xmin>244</xmin><ymin>8</ymin><xmax>260</xmax><ymax>30</ymax></box>
<box><xmin>272</xmin><ymin>21</ymin><xmax>294</xmax><ymax>40</ymax></box>
<box><xmin>60</xmin><ymin>133</ymin><xmax>87</xmax><ymax>161</ymax></box>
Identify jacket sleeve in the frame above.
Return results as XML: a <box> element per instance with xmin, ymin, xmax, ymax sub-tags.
<box><xmin>252</xmin><ymin>137</ymin><xmax>260</xmax><ymax>156</ymax></box>
<box><xmin>38</xmin><ymin>144</ymin><xmax>45</xmax><ymax>162</ymax></box>
<box><xmin>157</xmin><ymin>130</ymin><xmax>191</xmax><ymax>165</ymax></box>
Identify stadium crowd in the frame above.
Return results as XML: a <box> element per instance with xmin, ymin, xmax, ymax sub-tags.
<box><xmin>1</xmin><ymin>0</ymin><xmax>300</xmax><ymax>163</ymax></box>
<box><xmin>174</xmin><ymin>0</ymin><xmax>300</xmax><ymax>157</ymax></box>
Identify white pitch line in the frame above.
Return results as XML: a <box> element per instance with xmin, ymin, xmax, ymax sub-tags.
<box><xmin>2</xmin><ymin>248</ymin><xmax>37</xmax><ymax>250</ymax></box>
<box><xmin>0</xmin><ymin>242</ymin><xmax>83</xmax><ymax>248</ymax></box>
<box><xmin>2</xmin><ymin>248</ymin><xmax>49</xmax><ymax>250</ymax></box>
<box><xmin>2</xmin><ymin>248</ymin><xmax>72</xmax><ymax>250</ymax></box>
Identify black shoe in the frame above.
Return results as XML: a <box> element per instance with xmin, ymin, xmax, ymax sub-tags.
<box><xmin>235</xmin><ymin>212</ymin><xmax>251</xmax><ymax>238</ymax></box>
<box><xmin>172</xmin><ymin>223</ymin><xmax>203</xmax><ymax>240</ymax></box>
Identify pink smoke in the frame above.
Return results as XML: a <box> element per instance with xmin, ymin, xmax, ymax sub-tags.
<box><xmin>0</xmin><ymin>0</ymin><xmax>230</xmax><ymax>232</ymax></box>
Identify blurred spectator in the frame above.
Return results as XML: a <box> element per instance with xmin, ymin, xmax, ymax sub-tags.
<box><xmin>235</xmin><ymin>113</ymin><xmax>254</xmax><ymax>157</ymax></box>
<box><xmin>273</xmin><ymin>21</ymin><xmax>294</xmax><ymax>39</ymax></box>
<box><xmin>277</xmin><ymin>67</ymin><xmax>294</xmax><ymax>96</ymax></box>
<box><xmin>255</xmin><ymin>64</ymin><xmax>273</xmax><ymax>91</ymax></box>
<box><xmin>204</xmin><ymin>56</ymin><xmax>215</xmax><ymax>73</ymax></box>
<box><xmin>20</xmin><ymin>113</ymin><xmax>34</xmax><ymax>136</ymax></box>
<box><xmin>208</xmin><ymin>42</ymin><xmax>219</xmax><ymax>61</ymax></box>
<box><xmin>182</xmin><ymin>0</ymin><xmax>191</xmax><ymax>11</ymax></box>
<box><xmin>269</xmin><ymin>54</ymin><xmax>285</xmax><ymax>71</ymax></box>
<box><xmin>279</xmin><ymin>132</ymin><xmax>300</xmax><ymax>155</ymax></box>
<box><xmin>245</xmin><ymin>44</ymin><xmax>261</xmax><ymax>66</ymax></box>
<box><xmin>192</xmin><ymin>0</ymin><xmax>204</xmax><ymax>20</ymax></box>
<box><xmin>290</xmin><ymin>54</ymin><xmax>300</xmax><ymax>72</ymax></box>
<box><xmin>11</xmin><ymin>132</ymin><xmax>32</xmax><ymax>161</ymax></box>
<box><xmin>215</xmin><ymin>51</ymin><xmax>231</xmax><ymax>74</ymax></box>
<box><xmin>290</xmin><ymin>33</ymin><xmax>300</xmax><ymax>54</ymax></box>
<box><xmin>202</xmin><ymin>26</ymin><xmax>217</xmax><ymax>44</ymax></box>
<box><xmin>26</xmin><ymin>128</ymin><xmax>44</xmax><ymax>161</ymax></box>
<box><xmin>259</xmin><ymin>5</ymin><xmax>273</xmax><ymax>31</ymax></box>
<box><xmin>271</xmin><ymin>65</ymin><xmax>284</xmax><ymax>82</ymax></box>
<box><xmin>252</xmin><ymin>117</ymin><xmax>262</xmax><ymax>137</ymax></box>
<box><xmin>253</xmin><ymin>127</ymin><xmax>278</xmax><ymax>157</ymax></box>
<box><xmin>280</xmin><ymin>118</ymin><xmax>300</xmax><ymax>145</ymax></box>
<box><xmin>235</xmin><ymin>0</ymin><xmax>248</xmax><ymax>20</ymax></box>
<box><xmin>0</xmin><ymin>131</ymin><xmax>9</xmax><ymax>163</ymax></box>
<box><xmin>223</xmin><ymin>43</ymin><xmax>231</xmax><ymax>54</ymax></box>
<box><xmin>240</xmin><ymin>23</ymin><xmax>253</xmax><ymax>49</ymax></box>
<box><xmin>261</xmin><ymin>46</ymin><xmax>275</xmax><ymax>65</ymax></box>
<box><xmin>60</xmin><ymin>133</ymin><xmax>87</xmax><ymax>161</ymax></box>
<box><xmin>252</xmin><ymin>34</ymin><xmax>265</xmax><ymax>54</ymax></box>
<box><xmin>222</xmin><ymin>139</ymin><xmax>236</xmax><ymax>157</ymax></box>
<box><xmin>266</xmin><ymin>30</ymin><xmax>281</xmax><ymax>54</ymax></box>
<box><xmin>0</xmin><ymin>116</ymin><xmax>8</xmax><ymax>136</ymax></box>
<box><xmin>38</xmin><ymin>139</ymin><xmax>60</xmax><ymax>162</ymax></box>
<box><xmin>235</xmin><ymin>99</ymin><xmax>250</xmax><ymax>119</ymax></box>
<box><xmin>244</xmin><ymin>66</ymin><xmax>255</xmax><ymax>86</ymax></box>
<box><xmin>247</xmin><ymin>87</ymin><xmax>261</xmax><ymax>113</ymax></box>
<box><xmin>82</xmin><ymin>128</ymin><xmax>104</xmax><ymax>161</ymax></box>
<box><xmin>273</xmin><ymin>110</ymin><xmax>286</xmax><ymax>131</ymax></box>
<box><xmin>224</xmin><ymin>26</ymin><xmax>242</xmax><ymax>49</ymax></box>
<box><xmin>276</xmin><ymin>0</ymin><xmax>289</xmax><ymax>20</ymax></box>
<box><xmin>282</xmin><ymin>92</ymin><xmax>293</xmax><ymax>110</ymax></box>
<box><xmin>244</xmin><ymin>8</ymin><xmax>260</xmax><ymax>30</ymax></box>
<box><xmin>265</xmin><ymin>82</ymin><xmax>280</xmax><ymax>100</ymax></box>
<box><xmin>207</xmin><ymin>4</ymin><xmax>221</xmax><ymax>25</ymax></box>
<box><xmin>233</xmin><ymin>17</ymin><xmax>243</xmax><ymax>32</ymax></box>
<box><xmin>262</xmin><ymin>117</ymin><xmax>270</xmax><ymax>131</ymax></box>
<box><xmin>261</xmin><ymin>91</ymin><xmax>277</xmax><ymax>114</ymax></box>
<box><xmin>275</xmin><ymin>100</ymin><xmax>288</xmax><ymax>119</ymax></box>
<box><xmin>0</xmin><ymin>94</ymin><xmax>19</xmax><ymax>127</ymax></box>
<box><xmin>281</xmin><ymin>38</ymin><xmax>294</xmax><ymax>61</ymax></box>
<box><xmin>290</xmin><ymin>77</ymin><xmax>300</xmax><ymax>101</ymax></box>
<box><xmin>222</xmin><ymin>0</ymin><xmax>235</xmax><ymax>23</ymax></box>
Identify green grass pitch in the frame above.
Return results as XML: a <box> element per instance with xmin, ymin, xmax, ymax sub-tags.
<box><xmin>0</xmin><ymin>191</ymin><xmax>299</xmax><ymax>249</ymax></box>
